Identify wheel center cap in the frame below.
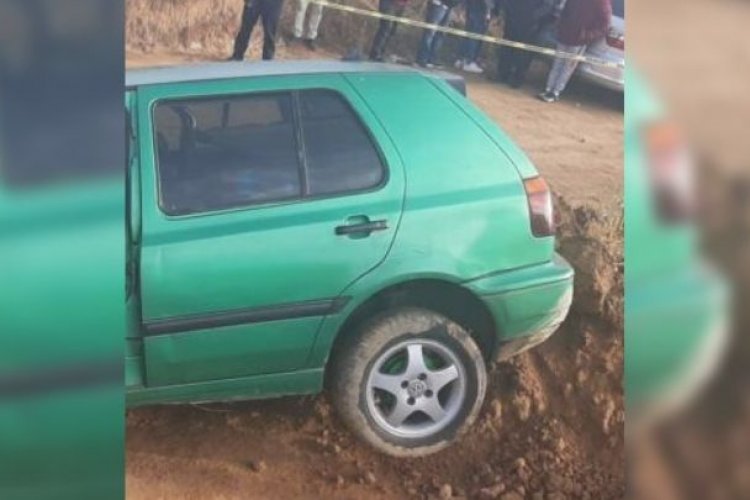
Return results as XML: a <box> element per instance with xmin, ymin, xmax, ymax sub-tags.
<box><xmin>407</xmin><ymin>379</ymin><xmax>427</xmax><ymax>398</ymax></box>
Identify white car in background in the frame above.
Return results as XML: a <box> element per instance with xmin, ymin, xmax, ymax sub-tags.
<box><xmin>537</xmin><ymin>0</ymin><xmax>624</xmax><ymax>92</ymax></box>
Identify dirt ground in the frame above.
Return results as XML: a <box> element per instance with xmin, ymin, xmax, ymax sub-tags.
<box><xmin>125</xmin><ymin>41</ymin><xmax>623</xmax><ymax>499</ymax></box>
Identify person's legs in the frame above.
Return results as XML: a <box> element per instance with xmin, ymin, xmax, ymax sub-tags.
<box><xmin>497</xmin><ymin>19</ymin><xmax>522</xmax><ymax>81</ymax></box>
<box><xmin>260</xmin><ymin>0</ymin><xmax>284</xmax><ymax>60</ymax></box>
<box><xmin>307</xmin><ymin>1</ymin><xmax>324</xmax><ymax>39</ymax></box>
<box><xmin>496</xmin><ymin>45</ymin><xmax>513</xmax><ymax>81</ymax></box>
<box><xmin>383</xmin><ymin>4</ymin><xmax>406</xmax><ymax>50</ymax></box>
<box><xmin>293</xmin><ymin>0</ymin><xmax>309</xmax><ymax>39</ymax></box>
<box><xmin>416</xmin><ymin>2</ymin><xmax>448</xmax><ymax>66</ymax></box>
<box><xmin>459</xmin><ymin>6</ymin><xmax>478</xmax><ymax>62</ymax></box>
<box><xmin>459</xmin><ymin>2</ymin><xmax>488</xmax><ymax>70</ymax></box>
<box><xmin>544</xmin><ymin>43</ymin><xmax>586</xmax><ymax>96</ymax></box>
<box><xmin>232</xmin><ymin>0</ymin><xmax>263</xmax><ymax>59</ymax></box>
<box><xmin>510</xmin><ymin>43</ymin><xmax>535</xmax><ymax>86</ymax></box>
<box><xmin>467</xmin><ymin>17</ymin><xmax>488</xmax><ymax>63</ymax></box>
<box><xmin>507</xmin><ymin>24</ymin><xmax>536</xmax><ymax>87</ymax></box>
<box><xmin>427</xmin><ymin>6</ymin><xmax>451</xmax><ymax>65</ymax></box>
<box><xmin>369</xmin><ymin>0</ymin><xmax>395</xmax><ymax>60</ymax></box>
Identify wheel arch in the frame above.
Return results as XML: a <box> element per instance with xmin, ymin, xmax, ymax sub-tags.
<box><xmin>326</xmin><ymin>278</ymin><xmax>498</xmax><ymax>383</ymax></box>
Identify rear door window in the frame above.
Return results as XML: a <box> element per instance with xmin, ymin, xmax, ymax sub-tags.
<box><xmin>153</xmin><ymin>93</ymin><xmax>302</xmax><ymax>215</ymax></box>
<box><xmin>299</xmin><ymin>90</ymin><xmax>385</xmax><ymax>196</ymax></box>
<box><xmin>153</xmin><ymin>89</ymin><xmax>386</xmax><ymax>216</ymax></box>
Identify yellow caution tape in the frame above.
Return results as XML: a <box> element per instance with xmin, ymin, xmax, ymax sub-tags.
<box><xmin>312</xmin><ymin>0</ymin><xmax>625</xmax><ymax>69</ymax></box>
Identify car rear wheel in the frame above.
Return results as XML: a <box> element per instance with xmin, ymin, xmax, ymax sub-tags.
<box><xmin>330</xmin><ymin>307</ymin><xmax>487</xmax><ymax>457</ymax></box>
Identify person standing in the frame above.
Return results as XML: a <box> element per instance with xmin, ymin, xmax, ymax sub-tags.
<box><xmin>538</xmin><ymin>0</ymin><xmax>611</xmax><ymax>102</ymax></box>
<box><xmin>293</xmin><ymin>0</ymin><xmax>324</xmax><ymax>50</ymax></box>
<box><xmin>455</xmin><ymin>0</ymin><xmax>493</xmax><ymax>73</ymax></box>
<box><xmin>415</xmin><ymin>0</ymin><xmax>461</xmax><ymax>67</ymax></box>
<box><xmin>496</xmin><ymin>0</ymin><xmax>561</xmax><ymax>87</ymax></box>
<box><xmin>229</xmin><ymin>0</ymin><xmax>286</xmax><ymax>61</ymax></box>
<box><xmin>369</xmin><ymin>0</ymin><xmax>409</xmax><ymax>61</ymax></box>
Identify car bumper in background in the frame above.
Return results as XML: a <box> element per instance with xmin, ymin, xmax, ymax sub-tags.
<box><xmin>577</xmin><ymin>63</ymin><xmax>625</xmax><ymax>92</ymax></box>
<box><xmin>464</xmin><ymin>254</ymin><xmax>574</xmax><ymax>362</ymax></box>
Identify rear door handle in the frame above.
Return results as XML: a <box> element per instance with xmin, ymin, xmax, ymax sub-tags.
<box><xmin>335</xmin><ymin>219</ymin><xmax>388</xmax><ymax>236</ymax></box>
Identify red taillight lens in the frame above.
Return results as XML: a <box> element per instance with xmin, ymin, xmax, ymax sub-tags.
<box><xmin>523</xmin><ymin>176</ymin><xmax>555</xmax><ymax>237</ymax></box>
<box><xmin>645</xmin><ymin>121</ymin><xmax>695</xmax><ymax>223</ymax></box>
<box><xmin>606</xmin><ymin>27</ymin><xmax>625</xmax><ymax>50</ymax></box>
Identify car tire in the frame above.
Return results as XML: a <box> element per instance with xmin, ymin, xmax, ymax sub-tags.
<box><xmin>329</xmin><ymin>307</ymin><xmax>487</xmax><ymax>457</ymax></box>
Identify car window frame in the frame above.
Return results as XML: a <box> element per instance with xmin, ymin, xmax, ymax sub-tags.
<box><xmin>150</xmin><ymin>87</ymin><xmax>390</xmax><ymax>218</ymax></box>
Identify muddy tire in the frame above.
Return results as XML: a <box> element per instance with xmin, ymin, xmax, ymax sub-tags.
<box><xmin>329</xmin><ymin>307</ymin><xmax>487</xmax><ymax>457</ymax></box>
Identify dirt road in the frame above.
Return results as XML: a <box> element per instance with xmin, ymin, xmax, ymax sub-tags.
<box><xmin>126</xmin><ymin>48</ymin><xmax>623</xmax><ymax>499</ymax></box>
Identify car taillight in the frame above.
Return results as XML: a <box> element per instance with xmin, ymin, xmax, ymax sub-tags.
<box><xmin>606</xmin><ymin>27</ymin><xmax>625</xmax><ymax>50</ymax></box>
<box><xmin>645</xmin><ymin>121</ymin><xmax>695</xmax><ymax>223</ymax></box>
<box><xmin>523</xmin><ymin>176</ymin><xmax>555</xmax><ymax>237</ymax></box>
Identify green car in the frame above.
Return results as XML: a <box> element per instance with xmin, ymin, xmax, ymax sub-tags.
<box><xmin>125</xmin><ymin>61</ymin><xmax>573</xmax><ymax>456</ymax></box>
<box><xmin>625</xmin><ymin>67</ymin><xmax>728</xmax><ymax>427</ymax></box>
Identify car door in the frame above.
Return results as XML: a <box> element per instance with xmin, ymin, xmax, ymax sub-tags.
<box><xmin>136</xmin><ymin>74</ymin><xmax>404</xmax><ymax>386</ymax></box>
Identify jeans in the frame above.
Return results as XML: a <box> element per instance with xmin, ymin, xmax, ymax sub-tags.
<box><xmin>369</xmin><ymin>0</ymin><xmax>406</xmax><ymax>61</ymax></box>
<box><xmin>293</xmin><ymin>0</ymin><xmax>324</xmax><ymax>39</ymax></box>
<box><xmin>545</xmin><ymin>43</ymin><xmax>586</xmax><ymax>95</ymax></box>
<box><xmin>416</xmin><ymin>2</ymin><xmax>453</xmax><ymax>66</ymax></box>
<box><xmin>460</xmin><ymin>1</ymin><xmax>489</xmax><ymax>62</ymax></box>
<box><xmin>232</xmin><ymin>0</ymin><xmax>285</xmax><ymax>60</ymax></box>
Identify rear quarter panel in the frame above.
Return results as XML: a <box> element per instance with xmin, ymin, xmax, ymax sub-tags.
<box><xmin>345</xmin><ymin>73</ymin><xmax>553</xmax><ymax>277</ymax></box>
<box><xmin>308</xmin><ymin>73</ymin><xmax>556</xmax><ymax>366</ymax></box>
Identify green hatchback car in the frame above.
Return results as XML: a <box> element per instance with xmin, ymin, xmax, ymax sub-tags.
<box><xmin>125</xmin><ymin>61</ymin><xmax>573</xmax><ymax>456</ymax></box>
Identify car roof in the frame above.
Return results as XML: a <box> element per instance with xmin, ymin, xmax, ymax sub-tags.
<box><xmin>125</xmin><ymin>60</ymin><xmax>423</xmax><ymax>88</ymax></box>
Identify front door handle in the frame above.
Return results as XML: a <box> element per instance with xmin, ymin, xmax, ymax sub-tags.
<box><xmin>335</xmin><ymin>218</ymin><xmax>389</xmax><ymax>236</ymax></box>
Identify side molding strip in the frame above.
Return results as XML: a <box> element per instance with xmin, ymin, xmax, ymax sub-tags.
<box><xmin>142</xmin><ymin>297</ymin><xmax>350</xmax><ymax>337</ymax></box>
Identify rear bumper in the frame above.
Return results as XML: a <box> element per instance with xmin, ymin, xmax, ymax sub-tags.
<box><xmin>464</xmin><ymin>254</ymin><xmax>574</xmax><ymax>362</ymax></box>
<box><xmin>626</xmin><ymin>262</ymin><xmax>729</xmax><ymax>422</ymax></box>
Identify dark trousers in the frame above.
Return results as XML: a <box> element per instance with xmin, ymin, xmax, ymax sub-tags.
<box><xmin>416</xmin><ymin>2</ymin><xmax>453</xmax><ymax>66</ymax></box>
<box><xmin>460</xmin><ymin>0</ymin><xmax>489</xmax><ymax>62</ymax></box>
<box><xmin>497</xmin><ymin>20</ymin><xmax>537</xmax><ymax>85</ymax></box>
<box><xmin>369</xmin><ymin>0</ymin><xmax>406</xmax><ymax>61</ymax></box>
<box><xmin>232</xmin><ymin>0</ymin><xmax>285</xmax><ymax>60</ymax></box>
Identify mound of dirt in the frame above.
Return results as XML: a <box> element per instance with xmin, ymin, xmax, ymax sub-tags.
<box><xmin>555</xmin><ymin>194</ymin><xmax>624</xmax><ymax>328</ymax></box>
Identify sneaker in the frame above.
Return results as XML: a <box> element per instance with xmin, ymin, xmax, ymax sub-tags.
<box><xmin>462</xmin><ymin>61</ymin><xmax>484</xmax><ymax>74</ymax></box>
<box><xmin>454</xmin><ymin>59</ymin><xmax>465</xmax><ymax>70</ymax></box>
<box><xmin>537</xmin><ymin>91</ymin><xmax>559</xmax><ymax>103</ymax></box>
<box><xmin>305</xmin><ymin>39</ymin><xmax>317</xmax><ymax>51</ymax></box>
<box><xmin>226</xmin><ymin>55</ymin><xmax>242</xmax><ymax>62</ymax></box>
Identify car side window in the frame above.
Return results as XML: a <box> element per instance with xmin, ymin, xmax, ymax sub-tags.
<box><xmin>299</xmin><ymin>90</ymin><xmax>385</xmax><ymax>196</ymax></box>
<box><xmin>153</xmin><ymin>93</ymin><xmax>302</xmax><ymax>215</ymax></box>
